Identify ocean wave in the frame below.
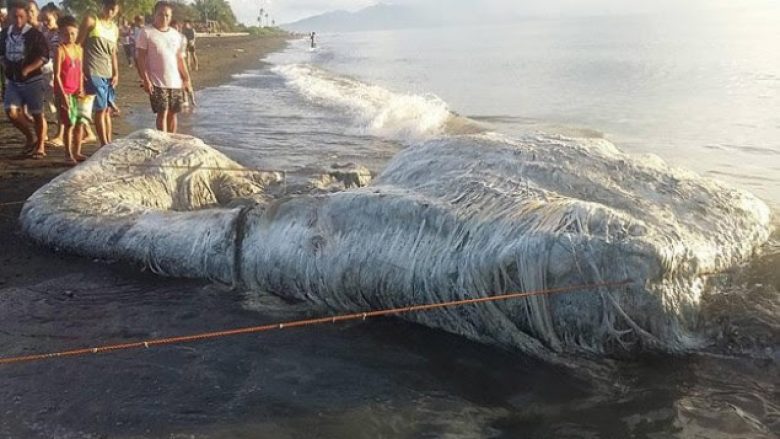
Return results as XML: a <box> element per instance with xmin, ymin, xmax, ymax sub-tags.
<box><xmin>272</xmin><ymin>63</ymin><xmax>462</xmax><ymax>142</ymax></box>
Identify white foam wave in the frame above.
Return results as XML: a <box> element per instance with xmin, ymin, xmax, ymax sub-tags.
<box><xmin>231</xmin><ymin>72</ymin><xmax>264</xmax><ymax>79</ymax></box>
<box><xmin>273</xmin><ymin>64</ymin><xmax>453</xmax><ymax>143</ymax></box>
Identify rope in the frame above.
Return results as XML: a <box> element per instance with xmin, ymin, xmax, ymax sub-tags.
<box><xmin>0</xmin><ymin>200</ymin><xmax>26</xmax><ymax>208</ymax></box>
<box><xmin>0</xmin><ymin>279</ymin><xmax>632</xmax><ymax>366</ymax></box>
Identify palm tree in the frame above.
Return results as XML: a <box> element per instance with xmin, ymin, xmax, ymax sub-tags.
<box><xmin>258</xmin><ymin>7</ymin><xmax>264</xmax><ymax>27</ymax></box>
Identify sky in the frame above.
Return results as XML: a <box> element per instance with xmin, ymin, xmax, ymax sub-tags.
<box><xmin>228</xmin><ymin>0</ymin><xmax>778</xmax><ymax>26</ymax></box>
<box><xmin>226</xmin><ymin>0</ymin><xmax>372</xmax><ymax>25</ymax></box>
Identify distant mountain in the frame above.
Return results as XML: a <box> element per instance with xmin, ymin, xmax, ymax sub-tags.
<box><xmin>282</xmin><ymin>3</ymin><xmax>435</xmax><ymax>32</ymax></box>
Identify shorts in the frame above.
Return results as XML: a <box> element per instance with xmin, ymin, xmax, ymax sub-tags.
<box><xmin>187</xmin><ymin>42</ymin><xmax>196</xmax><ymax>54</ymax></box>
<box><xmin>59</xmin><ymin>94</ymin><xmax>94</xmax><ymax>126</ymax></box>
<box><xmin>84</xmin><ymin>75</ymin><xmax>116</xmax><ymax>111</ymax></box>
<box><xmin>3</xmin><ymin>77</ymin><xmax>45</xmax><ymax>114</ymax></box>
<box><xmin>150</xmin><ymin>86</ymin><xmax>183</xmax><ymax>114</ymax></box>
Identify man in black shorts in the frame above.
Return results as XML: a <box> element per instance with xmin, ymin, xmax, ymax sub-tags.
<box><xmin>135</xmin><ymin>1</ymin><xmax>191</xmax><ymax>133</ymax></box>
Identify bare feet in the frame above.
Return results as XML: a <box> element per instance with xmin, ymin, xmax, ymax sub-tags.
<box><xmin>28</xmin><ymin>139</ymin><xmax>47</xmax><ymax>159</ymax></box>
<box><xmin>64</xmin><ymin>157</ymin><xmax>78</xmax><ymax>166</ymax></box>
<box><xmin>23</xmin><ymin>138</ymin><xmax>37</xmax><ymax>155</ymax></box>
<box><xmin>83</xmin><ymin>132</ymin><xmax>98</xmax><ymax>144</ymax></box>
<box><xmin>46</xmin><ymin>137</ymin><xmax>65</xmax><ymax>148</ymax></box>
<box><xmin>75</xmin><ymin>154</ymin><xmax>88</xmax><ymax>162</ymax></box>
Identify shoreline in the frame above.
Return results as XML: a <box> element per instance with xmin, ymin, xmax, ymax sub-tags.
<box><xmin>0</xmin><ymin>35</ymin><xmax>289</xmax><ymax>288</ymax></box>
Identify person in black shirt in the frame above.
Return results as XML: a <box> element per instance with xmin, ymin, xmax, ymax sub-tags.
<box><xmin>0</xmin><ymin>0</ymin><xmax>49</xmax><ymax>158</ymax></box>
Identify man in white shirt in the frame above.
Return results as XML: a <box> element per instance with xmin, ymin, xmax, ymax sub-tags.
<box><xmin>135</xmin><ymin>1</ymin><xmax>190</xmax><ymax>133</ymax></box>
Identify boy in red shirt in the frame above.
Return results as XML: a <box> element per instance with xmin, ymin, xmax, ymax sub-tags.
<box><xmin>54</xmin><ymin>15</ymin><xmax>90</xmax><ymax>164</ymax></box>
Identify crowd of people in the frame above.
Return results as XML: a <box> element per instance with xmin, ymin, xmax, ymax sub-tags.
<box><xmin>0</xmin><ymin>0</ymin><xmax>198</xmax><ymax>165</ymax></box>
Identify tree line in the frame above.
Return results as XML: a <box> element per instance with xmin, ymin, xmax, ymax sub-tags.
<box><xmin>57</xmin><ymin>0</ymin><xmax>240</xmax><ymax>31</ymax></box>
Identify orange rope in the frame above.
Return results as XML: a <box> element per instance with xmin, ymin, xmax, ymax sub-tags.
<box><xmin>0</xmin><ymin>200</ymin><xmax>25</xmax><ymax>208</ymax></box>
<box><xmin>0</xmin><ymin>279</ymin><xmax>632</xmax><ymax>366</ymax></box>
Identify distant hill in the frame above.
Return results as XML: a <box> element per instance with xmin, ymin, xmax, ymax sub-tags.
<box><xmin>282</xmin><ymin>3</ymin><xmax>434</xmax><ymax>32</ymax></box>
